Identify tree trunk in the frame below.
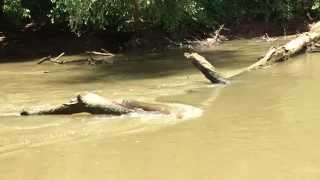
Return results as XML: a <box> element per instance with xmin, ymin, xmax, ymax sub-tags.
<box><xmin>21</xmin><ymin>93</ymin><xmax>171</xmax><ymax>116</ymax></box>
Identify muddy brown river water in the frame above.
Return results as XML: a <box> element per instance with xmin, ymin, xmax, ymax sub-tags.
<box><xmin>1</xmin><ymin>39</ymin><xmax>320</xmax><ymax>180</ymax></box>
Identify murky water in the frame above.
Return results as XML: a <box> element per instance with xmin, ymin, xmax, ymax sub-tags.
<box><xmin>1</xmin><ymin>39</ymin><xmax>320</xmax><ymax>180</ymax></box>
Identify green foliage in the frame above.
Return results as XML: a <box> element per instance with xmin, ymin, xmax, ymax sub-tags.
<box><xmin>313</xmin><ymin>0</ymin><xmax>320</xmax><ymax>18</ymax></box>
<box><xmin>2</xmin><ymin>0</ymin><xmax>320</xmax><ymax>32</ymax></box>
<box><xmin>21</xmin><ymin>0</ymin><xmax>52</xmax><ymax>19</ymax></box>
<box><xmin>50</xmin><ymin>0</ymin><xmax>134</xmax><ymax>33</ymax></box>
<box><xmin>141</xmin><ymin>0</ymin><xmax>209</xmax><ymax>30</ymax></box>
<box><xmin>3</xmin><ymin>0</ymin><xmax>30</xmax><ymax>24</ymax></box>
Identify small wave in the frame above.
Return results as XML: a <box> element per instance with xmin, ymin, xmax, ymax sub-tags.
<box><xmin>89</xmin><ymin>103</ymin><xmax>203</xmax><ymax>122</ymax></box>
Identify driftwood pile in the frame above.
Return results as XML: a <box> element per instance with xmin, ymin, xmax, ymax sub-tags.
<box><xmin>37</xmin><ymin>49</ymin><xmax>114</xmax><ymax>65</ymax></box>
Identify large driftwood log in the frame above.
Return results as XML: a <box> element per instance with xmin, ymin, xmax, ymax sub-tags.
<box><xmin>184</xmin><ymin>52</ymin><xmax>228</xmax><ymax>84</ymax></box>
<box><xmin>186</xmin><ymin>22</ymin><xmax>320</xmax><ymax>82</ymax></box>
<box><xmin>21</xmin><ymin>93</ymin><xmax>171</xmax><ymax>116</ymax></box>
<box><xmin>247</xmin><ymin>31</ymin><xmax>320</xmax><ymax>70</ymax></box>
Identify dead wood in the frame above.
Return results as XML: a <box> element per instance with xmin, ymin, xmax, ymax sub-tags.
<box><xmin>37</xmin><ymin>52</ymin><xmax>65</xmax><ymax>64</ymax></box>
<box><xmin>184</xmin><ymin>52</ymin><xmax>228</xmax><ymax>84</ymax></box>
<box><xmin>186</xmin><ymin>22</ymin><xmax>320</xmax><ymax>83</ymax></box>
<box><xmin>261</xmin><ymin>33</ymin><xmax>278</xmax><ymax>42</ymax></box>
<box><xmin>247</xmin><ymin>31</ymin><xmax>320</xmax><ymax>70</ymax></box>
<box><xmin>212</xmin><ymin>24</ymin><xmax>225</xmax><ymax>43</ymax></box>
<box><xmin>51</xmin><ymin>52</ymin><xmax>65</xmax><ymax>64</ymax></box>
<box><xmin>21</xmin><ymin>93</ymin><xmax>172</xmax><ymax>116</ymax></box>
<box><xmin>86</xmin><ymin>50</ymin><xmax>114</xmax><ymax>56</ymax></box>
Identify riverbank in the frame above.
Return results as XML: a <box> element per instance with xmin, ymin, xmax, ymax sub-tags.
<box><xmin>0</xmin><ymin>21</ymin><xmax>309</xmax><ymax>61</ymax></box>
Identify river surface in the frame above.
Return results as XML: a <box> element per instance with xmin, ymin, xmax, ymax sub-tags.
<box><xmin>1</xmin><ymin>39</ymin><xmax>320</xmax><ymax>180</ymax></box>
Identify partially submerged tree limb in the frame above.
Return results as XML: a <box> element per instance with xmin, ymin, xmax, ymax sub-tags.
<box><xmin>184</xmin><ymin>52</ymin><xmax>228</xmax><ymax>84</ymax></box>
<box><xmin>21</xmin><ymin>93</ymin><xmax>171</xmax><ymax>116</ymax></box>
<box><xmin>186</xmin><ymin>22</ymin><xmax>320</xmax><ymax>82</ymax></box>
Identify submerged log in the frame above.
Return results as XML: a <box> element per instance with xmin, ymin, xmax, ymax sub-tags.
<box><xmin>184</xmin><ymin>52</ymin><xmax>228</xmax><ymax>84</ymax></box>
<box><xmin>21</xmin><ymin>93</ymin><xmax>171</xmax><ymax>116</ymax></box>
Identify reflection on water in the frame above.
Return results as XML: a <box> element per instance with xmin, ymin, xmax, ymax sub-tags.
<box><xmin>1</xmin><ymin>39</ymin><xmax>320</xmax><ymax>180</ymax></box>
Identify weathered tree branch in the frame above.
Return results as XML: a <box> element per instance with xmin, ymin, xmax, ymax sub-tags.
<box><xmin>184</xmin><ymin>52</ymin><xmax>228</xmax><ymax>84</ymax></box>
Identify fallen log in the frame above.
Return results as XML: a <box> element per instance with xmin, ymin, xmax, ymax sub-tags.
<box><xmin>247</xmin><ymin>31</ymin><xmax>320</xmax><ymax>70</ymax></box>
<box><xmin>21</xmin><ymin>93</ymin><xmax>171</xmax><ymax>116</ymax></box>
<box><xmin>184</xmin><ymin>52</ymin><xmax>228</xmax><ymax>84</ymax></box>
<box><xmin>186</xmin><ymin>22</ymin><xmax>320</xmax><ymax>82</ymax></box>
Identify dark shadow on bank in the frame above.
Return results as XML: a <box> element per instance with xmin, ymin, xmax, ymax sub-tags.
<box><xmin>0</xmin><ymin>29</ymin><xmax>129</xmax><ymax>63</ymax></box>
